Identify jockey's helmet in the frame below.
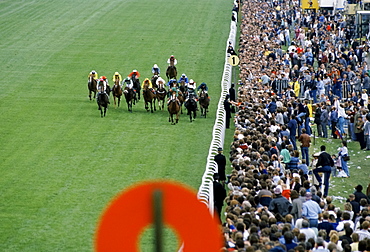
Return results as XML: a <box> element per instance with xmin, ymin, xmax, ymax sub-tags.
<box><xmin>114</xmin><ymin>72</ymin><xmax>119</xmax><ymax>75</ymax></box>
<box><xmin>153</xmin><ymin>64</ymin><xmax>158</xmax><ymax>68</ymax></box>
<box><xmin>92</xmin><ymin>70</ymin><xmax>96</xmax><ymax>74</ymax></box>
<box><xmin>182</xmin><ymin>73</ymin><xmax>186</xmax><ymax>77</ymax></box>
<box><xmin>133</xmin><ymin>69</ymin><xmax>137</xmax><ymax>72</ymax></box>
<box><xmin>170</xmin><ymin>55</ymin><xmax>174</xmax><ymax>58</ymax></box>
<box><xmin>102</xmin><ymin>76</ymin><xmax>107</xmax><ymax>80</ymax></box>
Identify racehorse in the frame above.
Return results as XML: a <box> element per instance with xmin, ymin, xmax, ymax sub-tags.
<box><xmin>88</xmin><ymin>74</ymin><xmax>97</xmax><ymax>101</ymax></box>
<box><xmin>97</xmin><ymin>93</ymin><xmax>109</xmax><ymax>117</ymax></box>
<box><xmin>177</xmin><ymin>91</ymin><xmax>185</xmax><ymax>114</ymax></box>
<box><xmin>142</xmin><ymin>81</ymin><xmax>156</xmax><ymax>113</ymax></box>
<box><xmin>124</xmin><ymin>87</ymin><xmax>135</xmax><ymax>113</ymax></box>
<box><xmin>156</xmin><ymin>82</ymin><xmax>167</xmax><ymax>110</ymax></box>
<box><xmin>198</xmin><ymin>90</ymin><xmax>210</xmax><ymax>118</ymax></box>
<box><xmin>185</xmin><ymin>94</ymin><xmax>197</xmax><ymax>122</ymax></box>
<box><xmin>168</xmin><ymin>99</ymin><xmax>180</xmax><ymax>125</ymax></box>
<box><xmin>166</xmin><ymin>65</ymin><xmax>177</xmax><ymax>81</ymax></box>
<box><xmin>131</xmin><ymin>75</ymin><xmax>141</xmax><ymax>102</ymax></box>
<box><xmin>112</xmin><ymin>79</ymin><xmax>123</xmax><ymax>108</ymax></box>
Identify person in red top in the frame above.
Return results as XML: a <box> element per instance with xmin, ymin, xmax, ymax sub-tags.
<box><xmin>128</xmin><ymin>69</ymin><xmax>140</xmax><ymax>79</ymax></box>
<box><xmin>282</xmin><ymin>184</ymin><xmax>291</xmax><ymax>200</ymax></box>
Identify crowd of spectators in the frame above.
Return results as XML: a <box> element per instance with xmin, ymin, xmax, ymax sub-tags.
<box><xmin>217</xmin><ymin>0</ymin><xmax>370</xmax><ymax>251</ymax></box>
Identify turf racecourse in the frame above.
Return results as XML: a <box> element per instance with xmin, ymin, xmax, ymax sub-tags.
<box><xmin>0</xmin><ymin>0</ymin><xmax>231</xmax><ymax>251</ymax></box>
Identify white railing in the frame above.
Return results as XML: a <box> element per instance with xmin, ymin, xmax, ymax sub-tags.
<box><xmin>197</xmin><ymin>11</ymin><xmax>238</xmax><ymax>215</ymax></box>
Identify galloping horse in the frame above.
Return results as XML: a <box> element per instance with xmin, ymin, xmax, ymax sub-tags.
<box><xmin>177</xmin><ymin>91</ymin><xmax>185</xmax><ymax>114</ymax></box>
<box><xmin>166</xmin><ymin>65</ymin><xmax>177</xmax><ymax>81</ymax></box>
<box><xmin>168</xmin><ymin>99</ymin><xmax>180</xmax><ymax>125</ymax></box>
<box><xmin>142</xmin><ymin>81</ymin><xmax>156</xmax><ymax>113</ymax></box>
<box><xmin>124</xmin><ymin>87</ymin><xmax>135</xmax><ymax>112</ymax></box>
<box><xmin>112</xmin><ymin>79</ymin><xmax>123</xmax><ymax>108</ymax></box>
<box><xmin>198</xmin><ymin>90</ymin><xmax>210</xmax><ymax>118</ymax></box>
<box><xmin>88</xmin><ymin>74</ymin><xmax>97</xmax><ymax>100</ymax></box>
<box><xmin>132</xmin><ymin>76</ymin><xmax>141</xmax><ymax>102</ymax></box>
<box><xmin>185</xmin><ymin>94</ymin><xmax>197</xmax><ymax>122</ymax></box>
<box><xmin>156</xmin><ymin>82</ymin><xmax>167</xmax><ymax>110</ymax></box>
<box><xmin>97</xmin><ymin>93</ymin><xmax>109</xmax><ymax>117</ymax></box>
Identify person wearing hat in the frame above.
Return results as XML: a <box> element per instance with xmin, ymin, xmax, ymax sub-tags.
<box><xmin>184</xmin><ymin>80</ymin><xmax>197</xmax><ymax>102</ymax></box>
<box><xmin>214</xmin><ymin>147</ymin><xmax>226</xmax><ymax>185</ymax></box>
<box><xmin>141</xmin><ymin>78</ymin><xmax>153</xmax><ymax>89</ymax></box>
<box><xmin>128</xmin><ymin>69</ymin><xmax>140</xmax><ymax>79</ymax></box>
<box><xmin>151</xmin><ymin>64</ymin><xmax>160</xmax><ymax>75</ymax></box>
<box><xmin>223</xmin><ymin>94</ymin><xmax>234</xmax><ymax>129</ymax></box>
<box><xmin>268</xmin><ymin>186</ymin><xmax>292</xmax><ymax>216</ymax></box>
<box><xmin>112</xmin><ymin>72</ymin><xmax>122</xmax><ymax>84</ymax></box>
<box><xmin>167</xmin><ymin>84</ymin><xmax>181</xmax><ymax>107</ymax></box>
<box><xmin>167</xmin><ymin>55</ymin><xmax>177</xmax><ymax>66</ymax></box>
<box><xmin>88</xmin><ymin>70</ymin><xmax>99</xmax><ymax>80</ymax></box>
<box><xmin>178</xmin><ymin>73</ymin><xmax>188</xmax><ymax>84</ymax></box>
<box><xmin>186</xmin><ymin>79</ymin><xmax>196</xmax><ymax>90</ymax></box>
<box><xmin>123</xmin><ymin>77</ymin><xmax>133</xmax><ymax>89</ymax></box>
<box><xmin>302</xmin><ymin>192</ymin><xmax>322</xmax><ymax>228</ymax></box>
<box><xmin>229</xmin><ymin>83</ymin><xmax>236</xmax><ymax>113</ymax></box>
<box><xmin>128</xmin><ymin>70</ymin><xmax>141</xmax><ymax>100</ymax></box>
<box><xmin>213</xmin><ymin>173</ymin><xmax>226</xmax><ymax>223</ymax></box>
<box><xmin>197</xmin><ymin>82</ymin><xmax>208</xmax><ymax>94</ymax></box>
<box><xmin>96</xmin><ymin>78</ymin><xmax>110</xmax><ymax>104</ymax></box>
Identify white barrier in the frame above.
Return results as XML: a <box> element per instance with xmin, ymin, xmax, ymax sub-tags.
<box><xmin>196</xmin><ymin>11</ymin><xmax>238</xmax><ymax>215</ymax></box>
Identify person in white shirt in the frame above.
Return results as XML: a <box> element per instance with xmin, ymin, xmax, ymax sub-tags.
<box><xmin>336</xmin><ymin>211</ymin><xmax>355</xmax><ymax>231</ymax></box>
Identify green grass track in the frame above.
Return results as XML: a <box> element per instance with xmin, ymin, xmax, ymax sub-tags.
<box><xmin>0</xmin><ymin>0</ymin><xmax>232</xmax><ymax>251</ymax></box>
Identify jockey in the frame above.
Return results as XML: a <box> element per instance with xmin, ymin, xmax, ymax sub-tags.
<box><xmin>152</xmin><ymin>64</ymin><xmax>160</xmax><ymax>75</ymax></box>
<box><xmin>124</xmin><ymin>77</ymin><xmax>133</xmax><ymax>89</ymax></box>
<box><xmin>178</xmin><ymin>73</ymin><xmax>188</xmax><ymax>83</ymax></box>
<box><xmin>197</xmin><ymin>82</ymin><xmax>208</xmax><ymax>95</ymax></box>
<box><xmin>167</xmin><ymin>87</ymin><xmax>181</xmax><ymax>106</ymax></box>
<box><xmin>88</xmin><ymin>70</ymin><xmax>98</xmax><ymax>80</ymax></box>
<box><xmin>97</xmin><ymin>78</ymin><xmax>107</xmax><ymax>93</ymax></box>
<box><xmin>156</xmin><ymin>77</ymin><xmax>167</xmax><ymax>91</ymax></box>
<box><xmin>112</xmin><ymin>72</ymin><xmax>122</xmax><ymax>84</ymax></box>
<box><xmin>167</xmin><ymin>79</ymin><xmax>178</xmax><ymax>89</ymax></box>
<box><xmin>96</xmin><ymin>78</ymin><xmax>109</xmax><ymax>103</ymax></box>
<box><xmin>167</xmin><ymin>55</ymin><xmax>177</xmax><ymax>66</ymax></box>
<box><xmin>128</xmin><ymin>69</ymin><xmax>140</xmax><ymax>80</ymax></box>
<box><xmin>186</xmin><ymin>79</ymin><xmax>196</xmax><ymax>90</ymax></box>
<box><xmin>141</xmin><ymin>78</ymin><xmax>153</xmax><ymax>89</ymax></box>
<box><xmin>185</xmin><ymin>80</ymin><xmax>198</xmax><ymax>102</ymax></box>
<box><xmin>101</xmin><ymin>76</ymin><xmax>110</xmax><ymax>93</ymax></box>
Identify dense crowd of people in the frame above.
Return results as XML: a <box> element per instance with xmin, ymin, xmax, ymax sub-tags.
<box><xmin>215</xmin><ymin>0</ymin><xmax>370</xmax><ymax>251</ymax></box>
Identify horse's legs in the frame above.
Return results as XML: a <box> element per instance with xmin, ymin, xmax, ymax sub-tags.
<box><xmin>150</xmin><ymin>101</ymin><xmax>154</xmax><ymax>113</ymax></box>
<box><xmin>103</xmin><ymin>107</ymin><xmax>107</xmax><ymax>117</ymax></box>
<box><xmin>118</xmin><ymin>97</ymin><xmax>121</xmax><ymax>108</ymax></box>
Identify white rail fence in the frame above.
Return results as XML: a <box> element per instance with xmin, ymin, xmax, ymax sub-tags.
<box><xmin>197</xmin><ymin>11</ymin><xmax>238</xmax><ymax>215</ymax></box>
